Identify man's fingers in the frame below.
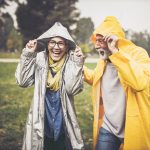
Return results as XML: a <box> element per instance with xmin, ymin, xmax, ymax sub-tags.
<box><xmin>106</xmin><ymin>36</ymin><xmax>118</xmax><ymax>48</ymax></box>
<box><xmin>103</xmin><ymin>34</ymin><xmax>111</xmax><ymax>41</ymax></box>
<box><xmin>103</xmin><ymin>35</ymin><xmax>118</xmax><ymax>43</ymax></box>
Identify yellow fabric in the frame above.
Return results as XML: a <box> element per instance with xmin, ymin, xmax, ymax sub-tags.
<box><xmin>47</xmin><ymin>55</ymin><xmax>66</xmax><ymax>91</ymax></box>
<box><xmin>91</xmin><ymin>16</ymin><xmax>125</xmax><ymax>43</ymax></box>
<box><xmin>84</xmin><ymin>16</ymin><xmax>150</xmax><ymax>150</ymax></box>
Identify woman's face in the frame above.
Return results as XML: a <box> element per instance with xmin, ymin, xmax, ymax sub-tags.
<box><xmin>48</xmin><ymin>37</ymin><xmax>67</xmax><ymax>62</ymax></box>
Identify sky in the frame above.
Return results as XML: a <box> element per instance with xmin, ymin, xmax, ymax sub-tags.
<box><xmin>1</xmin><ymin>0</ymin><xmax>150</xmax><ymax>32</ymax></box>
<box><xmin>1</xmin><ymin>1</ymin><xmax>18</xmax><ymax>27</ymax></box>
<box><xmin>76</xmin><ymin>0</ymin><xmax>150</xmax><ymax>32</ymax></box>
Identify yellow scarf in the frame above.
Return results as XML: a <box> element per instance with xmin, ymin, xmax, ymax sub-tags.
<box><xmin>47</xmin><ymin>55</ymin><xmax>66</xmax><ymax>91</ymax></box>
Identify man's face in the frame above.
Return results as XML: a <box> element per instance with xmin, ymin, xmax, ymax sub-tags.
<box><xmin>95</xmin><ymin>34</ymin><xmax>111</xmax><ymax>60</ymax></box>
<box><xmin>48</xmin><ymin>37</ymin><xmax>67</xmax><ymax>62</ymax></box>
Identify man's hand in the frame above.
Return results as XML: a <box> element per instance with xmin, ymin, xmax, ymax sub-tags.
<box><xmin>25</xmin><ymin>39</ymin><xmax>37</xmax><ymax>52</ymax></box>
<box><xmin>103</xmin><ymin>35</ymin><xmax>119</xmax><ymax>54</ymax></box>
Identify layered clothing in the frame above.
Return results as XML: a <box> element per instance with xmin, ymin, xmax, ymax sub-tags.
<box><xmin>15</xmin><ymin>22</ymin><xmax>84</xmax><ymax>150</ymax></box>
<box><xmin>84</xmin><ymin>16</ymin><xmax>150</xmax><ymax>150</ymax></box>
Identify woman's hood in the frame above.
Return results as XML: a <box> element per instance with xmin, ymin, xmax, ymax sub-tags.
<box><xmin>36</xmin><ymin>22</ymin><xmax>76</xmax><ymax>51</ymax></box>
<box><xmin>91</xmin><ymin>16</ymin><xmax>125</xmax><ymax>43</ymax></box>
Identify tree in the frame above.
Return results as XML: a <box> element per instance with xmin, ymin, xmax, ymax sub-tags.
<box><xmin>74</xmin><ymin>17</ymin><xmax>94</xmax><ymax>44</ymax></box>
<box><xmin>6</xmin><ymin>27</ymin><xmax>23</xmax><ymax>52</ymax></box>
<box><xmin>16</xmin><ymin>0</ymin><xmax>80</xmax><ymax>44</ymax></box>
<box><xmin>0</xmin><ymin>0</ymin><xmax>9</xmax><ymax>8</ymax></box>
<box><xmin>0</xmin><ymin>18</ymin><xmax>4</xmax><ymax>49</ymax></box>
<box><xmin>0</xmin><ymin>0</ymin><xmax>20</xmax><ymax>7</ymax></box>
<box><xmin>131</xmin><ymin>30</ymin><xmax>150</xmax><ymax>56</ymax></box>
<box><xmin>0</xmin><ymin>13</ymin><xmax>13</xmax><ymax>51</ymax></box>
<box><xmin>74</xmin><ymin>17</ymin><xmax>94</xmax><ymax>54</ymax></box>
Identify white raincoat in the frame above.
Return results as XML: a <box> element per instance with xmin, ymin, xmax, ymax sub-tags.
<box><xmin>15</xmin><ymin>22</ymin><xmax>84</xmax><ymax>150</ymax></box>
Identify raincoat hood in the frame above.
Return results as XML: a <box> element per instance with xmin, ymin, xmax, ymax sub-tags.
<box><xmin>91</xmin><ymin>16</ymin><xmax>125</xmax><ymax>42</ymax></box>
<box><xmin>91</xmin><ymin>16</ymin><xmax>140</xmax><ymax>54</ymax></box>
<box><xmin>37</xmin><ymin>22</ymin><xmax>76</xmax><ymax>51</ymax></box>
<box><xmin>85</xmin><ymin>16</ymin><xmax>150</xmax><ymax>150</ymax></box>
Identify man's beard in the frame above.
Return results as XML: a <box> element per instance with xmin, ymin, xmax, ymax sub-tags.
<box><xmin>96</xmin><ymin>48</ymin><xmax>112</xmax><ymax>60</ymax></box>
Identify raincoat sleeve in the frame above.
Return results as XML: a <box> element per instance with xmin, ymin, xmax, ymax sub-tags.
<box><xmin>15</xmin><ymin>48</ymin><xmax>37</xmax><ymax>87</ymax></box>
<box><xmin>109</xmin><ymin>48</ymin><xmax>150</xmax><ymax>91</ymax></box>
<box><xmin>83</xmin><ymin>66</ymin><xmax>94</xmax><ymax>85</ymax></box>
<box><xmin>63</xmin><ymin>54</ymin><xmax>84</xmax><ymax>95</ymax></box>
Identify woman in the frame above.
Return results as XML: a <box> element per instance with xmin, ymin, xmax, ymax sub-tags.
<box><xmin>15</xmin><ymin>22</ymin><xmax>84</xmax><ymax>150</ymax></box>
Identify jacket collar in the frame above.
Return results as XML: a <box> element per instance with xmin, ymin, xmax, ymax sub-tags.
<box><xmin>93</xmin><ymin>60</ymin><xmax>106</xmax><ymax>85</ymax></box>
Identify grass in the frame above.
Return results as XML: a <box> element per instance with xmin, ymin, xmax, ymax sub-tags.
<box><xmin>0</xmin><ymin>62</ymin><xmax>96</xmax><ymax>150</ymax></box>
<box><xmin>0</xmin><ymin>63</ymin><xmax>33</xmax><ymax>150</ymax></box>
<box><xmin>0</xmin><ymin>52</ymin><xmax>21</xmax><ymax>58</ymax></box>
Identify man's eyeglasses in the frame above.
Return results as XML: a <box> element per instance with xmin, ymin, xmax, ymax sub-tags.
<box><xmin>48</xmin><ymin>40</ymin><xmax>65</xmax><ymax>49</ymax></box>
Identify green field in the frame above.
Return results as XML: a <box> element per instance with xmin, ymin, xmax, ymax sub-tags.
<box><xmin>0</xmin><ymin>52</ymin><xmax>21</xmax><ymax>58</ymax></box>
<box><xmin>0</xmin><ymin>62</ymin><xmax>96</xmax><ymax>150</ymax></box>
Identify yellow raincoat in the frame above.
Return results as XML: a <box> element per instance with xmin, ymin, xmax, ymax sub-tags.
<box><xmin>84</xmin><ymin>16</ymin><xmax>150</xmax><ymax>150</ymax></box>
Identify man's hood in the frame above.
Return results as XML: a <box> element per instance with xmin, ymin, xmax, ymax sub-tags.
<box><xmin>91</xmin><ymin>16</ymin><xmax>150</xmax><ymax>66</ymax></box>
<box><xmin>36</xmin><ymin>22</ymin><xmax>76</xmax><ymax>51</ymax></box>
<box><xmin>91</xmin><ymin>16</ymin><xmax>137</xmax><ymax>53</ymax></box>
<box><xmin>91</xmin><ymin>16</ymin><xmax>125</xmax><ymax>43</ymax></box>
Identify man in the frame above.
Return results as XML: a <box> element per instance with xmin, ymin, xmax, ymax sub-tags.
<box><xmin>84</xmin><ymin>16</ymin><xmax>150</xmax><ymax>150</ymax></box>
<box><xmin>15</xmin><ymin>22</ymin><xmax>84</xmax><ymax>150</ymax></box>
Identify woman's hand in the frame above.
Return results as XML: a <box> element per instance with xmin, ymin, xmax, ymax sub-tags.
<box><xmin>74</xmin><ymin>46</ymin><xmax>84</xmax><ymax>58</ymax></box>
<box><xmin>25</xmin><ymin>39</ymin><xmax>37</xmax><ymax>52</ymax></box>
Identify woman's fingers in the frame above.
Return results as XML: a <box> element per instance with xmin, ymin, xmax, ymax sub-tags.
<box><xmin>26</xmin><ymin>39</ymin><xmax>37</xmax><ymax>52</ymax></box>
<box><xmin>75</xmin><ymin>46</ymin><xmax>83</xmax><ymax>57</ymax></box>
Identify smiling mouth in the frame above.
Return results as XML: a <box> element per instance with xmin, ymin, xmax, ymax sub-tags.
<box><xmin>96</xmin><ymin>48</ymin><xmax>105</xmax><ymax>56</ymax></box>
<box><xmin>53</xmin><ymin>52</ymin><xmax>61</xmax><ymax>55</ymax></box>
<box><xmin>52</xmin><ymin>50</ymin><xmax>61</xmax><ymax>55</ymax></box>
<box><xmin>100</xmin><ymin>51</ymin><xmax>104</xmax><ymax>55</ymax></box>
